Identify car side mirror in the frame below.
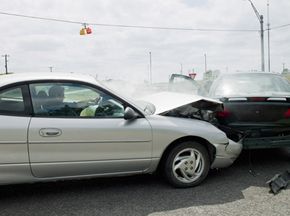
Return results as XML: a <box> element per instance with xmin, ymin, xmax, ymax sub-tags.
<box><xmin>124</xmin><ymin>107</ymin><xmax>138</xmax><ymax>120</ymax></box>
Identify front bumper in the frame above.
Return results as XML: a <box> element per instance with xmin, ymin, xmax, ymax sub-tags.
<box><xmin>211</xmin><ymin>139</ymin><xmax>242</xmax><ymax>168</ymax></box>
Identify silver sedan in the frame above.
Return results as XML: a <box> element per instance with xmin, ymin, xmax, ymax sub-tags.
<box><xmin>0</xmin><ymin>73</ymin><xmax>242</xmax><ymax>187</ymax></box>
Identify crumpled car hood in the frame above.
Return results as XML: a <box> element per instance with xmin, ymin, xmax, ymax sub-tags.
<box><xmin>139</xmin><ymin>91</ymin><xmax>244</xmax><ymax>142</ymax></box>
<box><xmin>140</xmin><ymin>91</ymin><xmax>223</xmax><ymax>115</ymax></box>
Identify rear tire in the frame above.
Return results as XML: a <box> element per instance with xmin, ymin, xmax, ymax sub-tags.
<box><xmin>163</xmin><ymin>141</ymin><xmax>210</xmax><ymax>188</ymax></box>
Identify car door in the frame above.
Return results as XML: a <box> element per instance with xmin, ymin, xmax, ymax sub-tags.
<box><xmin>28</xmin><ymin>81</ymin><xmax>152</xmax><ymax>178</ymax></box>
<box><xmin>0</xmin><ymin>85</ymin><xmax>32</xmax><ymax>183</ymax></box>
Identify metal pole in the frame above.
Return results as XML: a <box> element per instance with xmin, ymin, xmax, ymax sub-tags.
<box><xmin>260</xmin><ymin>15</ymin><xmax>265</xmax><ymax>72</ymax></box>
<box><xmin>247</xmin><ymin>0</ymin><xmax>265</xmax><ymax>72</ymax></box>
<box><xmin>4</xmin><ymin>55</ymin><xmax>8</xmax><ymax>74</ymax></box>
<box><xmin>149</xmin><ymin>52</ymin><xmax>152</xmax><ymax>84</ymax></box>
<box><xmin>204</xmin><ymin>53</ymin><xmax>207</xmax><ymax>73</ymax></box>
<box><xmin>2</xmin><ymin>54</ymin><xmax>9</xmax><ymax>74</ymax></box>
<box><xmin>180</xmin><ymin>63</ymin><xmax>183</xmax><ymax>75</ymax></box>
<box><xmin>267</xmin><ymin>0</ymin><xmax>271</xmax><ymax>72</ymax></box>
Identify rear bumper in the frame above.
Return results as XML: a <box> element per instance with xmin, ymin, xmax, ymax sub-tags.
<box><xmin>211</xmin><ymin>139</ymin><xmax>242</xmax><ymax>168</ymax></box>
<box><xmin>221</xmin><ymin>124</ymin><xmax>290</xmax><ymax>149</ymax></box>
<box><xmin>243</xmin><ymin>135</ymin><xmax>290</xmax><ymax>149</ymax></box>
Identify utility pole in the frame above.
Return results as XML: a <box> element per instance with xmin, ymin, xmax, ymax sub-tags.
<box><xmin>180</xmin><ymin>63</ymin><xmax>183</xmax><ymax>74</ymax></box>
<box><xmin>267</xmin><ymin>0</ymin><xmax>271</xmax><ymax>72</ymax></box>
<box><xmin>2</xmin><ymin>54</ymin><xmax>9</xmax><ymax>74</ymax></box>
<box><xmin>204</xmin><ymin>53</ymin><xmax>207</xmax><ymax>73</ymax></box>
<box><xmin>247</xmin><ymin>0</ymin><xmax>265</xmax><ymax>72</ymax></box>
<box><xmin>149</xmin><ymin>52</ymin><xmax>152</xmax><ymax>84</ymax></box>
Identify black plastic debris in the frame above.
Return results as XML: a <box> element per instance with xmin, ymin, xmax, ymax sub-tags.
<box><xmin>267</xmin><ymin>170</ymin><xmax>290</xmax><ymax>195</ymax></box>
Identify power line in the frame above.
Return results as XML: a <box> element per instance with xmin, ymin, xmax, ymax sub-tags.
<box><xmin>2</xmin><ymin>10</ymin><xmax>290</xmax><ymax>32</ymax></box>
<box><xmin>0</xmin><ymin>11</ymin><xmax>82</xmax><ymax>25</ymax></box>
<box><xmin>271</xmin><ymin>23</ymin><xmax>290</xmax><ymax>30</ymax></box>
<box><xmin>0</xmin><ymin>11</ymin><xmax>259</xmax><ymax>32</ymax></box>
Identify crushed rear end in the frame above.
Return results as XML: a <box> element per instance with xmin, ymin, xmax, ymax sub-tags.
<box><xmin>216</xmin><ymin>96</ymin><xmax>290</xmax><ymax>149</ymax></box>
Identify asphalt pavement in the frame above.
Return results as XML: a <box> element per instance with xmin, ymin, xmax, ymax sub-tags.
<box><xmin>0</xmin><ymin>148</ymin><xmax>289</xmax><ymax>216</ymax></box>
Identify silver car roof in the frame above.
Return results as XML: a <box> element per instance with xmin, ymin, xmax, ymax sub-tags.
<box><xmin>0</xmin><ymin>72</ymin><xmax>147</xmax><ymax>115</ymax></box>
<box><xmin>0</xmin><ymin>72</ymin><xmax>100</xmax><ymax>87</ymax></box>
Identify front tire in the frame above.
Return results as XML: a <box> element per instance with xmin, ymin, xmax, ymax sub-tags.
<box><xmin>164</xmin><ymin>141</ymin><xmax>210</xmax><ymax>188</ymax></box>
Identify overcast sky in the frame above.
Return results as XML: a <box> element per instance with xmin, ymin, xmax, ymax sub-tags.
<box><xmin>0</xmin><ymin>0</ymin><xmax>289</xmax><ymax>82</ymax></box>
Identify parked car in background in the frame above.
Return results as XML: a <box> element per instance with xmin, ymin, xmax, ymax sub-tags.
<box><xmin>0</xmin><ymin>73</ymin><xmax>242</xmax><ymax>187</ymax></box>
<box><xmin>136</xmin><ymin>74</ymin><xmax>201</xmax><ymax>98</ymax></box>
<box><xmin>168</xmin><ymin>74</ymin><xmax>200</xmax><ymax>94</ymax></box>
<box><xmin>208</xmin><ymin>72</ymin><xmax>290</xmax><ymax>149</ymax></box>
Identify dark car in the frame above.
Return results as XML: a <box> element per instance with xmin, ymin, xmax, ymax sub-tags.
<box><xmin>208</xmin><ymin>72</ymin><xmax>290</xmax><ymax>149</ymax></box>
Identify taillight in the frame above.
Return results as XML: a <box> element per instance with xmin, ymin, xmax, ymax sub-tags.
<box><xmin>284</xmin><ymin>109</ymin><xmax>290</xmax><ymax>118</ymax></box>
<box><xmin>217</xmin><ymin>109</ymin><xmax>231</xmax><ymax>118</ymax></box>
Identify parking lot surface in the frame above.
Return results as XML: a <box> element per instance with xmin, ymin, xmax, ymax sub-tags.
<box><xmin>0</xmin><ymin>148</ymin><xmax>289</xmax><ymax>216</ymax></box>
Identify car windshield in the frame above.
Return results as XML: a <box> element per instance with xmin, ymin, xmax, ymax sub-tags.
<box><xmin>211</xmin><ymin>74</ymin><xmax>290</xmax><ymax>97</ymax></box>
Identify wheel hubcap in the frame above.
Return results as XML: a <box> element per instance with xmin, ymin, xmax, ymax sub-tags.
<box><xmin>172</xmin><ymin>148</ymin><xmax>204</xmax><ymax>183</ymax></box>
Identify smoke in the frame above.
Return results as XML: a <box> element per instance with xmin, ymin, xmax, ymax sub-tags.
<box><xmin>101</xmin><ymin>79</ymin><xmax>164</xmax><ymax>99</ymax></box>
<box><xmin>101</xmin><ymin>77</ymin><xmax>216</xmax><ymax>100</ymax></box>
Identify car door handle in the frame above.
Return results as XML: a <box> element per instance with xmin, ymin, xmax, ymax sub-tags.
<box><xmin>39</xmin><ymin>128</ymin><xmax>62</xmax><ymax>137</ymax></box>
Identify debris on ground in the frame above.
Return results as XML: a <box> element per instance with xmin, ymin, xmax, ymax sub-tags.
<box><xmin>267</xmin><ymin>170</ymin><xmax>290</xmax><ymax>195</ymax></box>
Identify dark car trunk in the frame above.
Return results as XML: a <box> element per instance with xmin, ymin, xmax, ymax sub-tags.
<box><xmin>208</xmin><ymin>73</ymin><xmax>290</xmax><ymax>149</ymax></box>
<box><xmin>216</xmin><ymin>97</ymin><xmax>290</xmax><ymax>142</ymax></box>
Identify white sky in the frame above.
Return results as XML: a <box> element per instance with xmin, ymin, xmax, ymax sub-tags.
<box><xmin>0</xmin><ymin>0</ymin><xmax>289</xmax><ymax>82</ymax></box>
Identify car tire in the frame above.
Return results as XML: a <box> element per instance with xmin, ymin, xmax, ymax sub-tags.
<box><xmin>164</xmin><ymin>141</ymin><xmax>210</xmax><ymax>188</ymax></box>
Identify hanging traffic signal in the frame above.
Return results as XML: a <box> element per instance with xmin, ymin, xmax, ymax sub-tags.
<box><xmin>80</xmin><ymin>28</ymin><xmax>87</xmax><ymax>35</ymax></box>
<box><xmin>86</xmin><ymin>27</ymin><xmax>92</xmax><ymax>34</ymax></box>
<box><xmin>80</xmin><ymin>24</ymin><xmax>92</xmax><ymax>35</ymax></box>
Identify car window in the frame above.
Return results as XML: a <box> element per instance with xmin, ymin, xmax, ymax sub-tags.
<box><xmin>29</xmin><ymin>83</ymin><xmax>125</xmax><ymax>118</ymax></box>
<box><xmin>210</xmin><ymin>74</ymin><xmax>290</xmax><ymax>97</ymax></box>
<box><xmin>0</xmin><ymin>86</ymin><xmax>25</xmax><ymax>115</ymax></box>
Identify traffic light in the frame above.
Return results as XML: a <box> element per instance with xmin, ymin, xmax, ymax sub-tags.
<box><xmin>80</xmin><ymin>28</ymin><xmax>87</xmax><ymax>35</ymax></box>
<box><xmin>80</xmin><ymin>24</ymin><xmax>92</xmax><ymax>35</ymax></box>
<box><xmin>86</xmin><ymin>27</ymin><xmax>92</xmax><ymax>34</ymax></box>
